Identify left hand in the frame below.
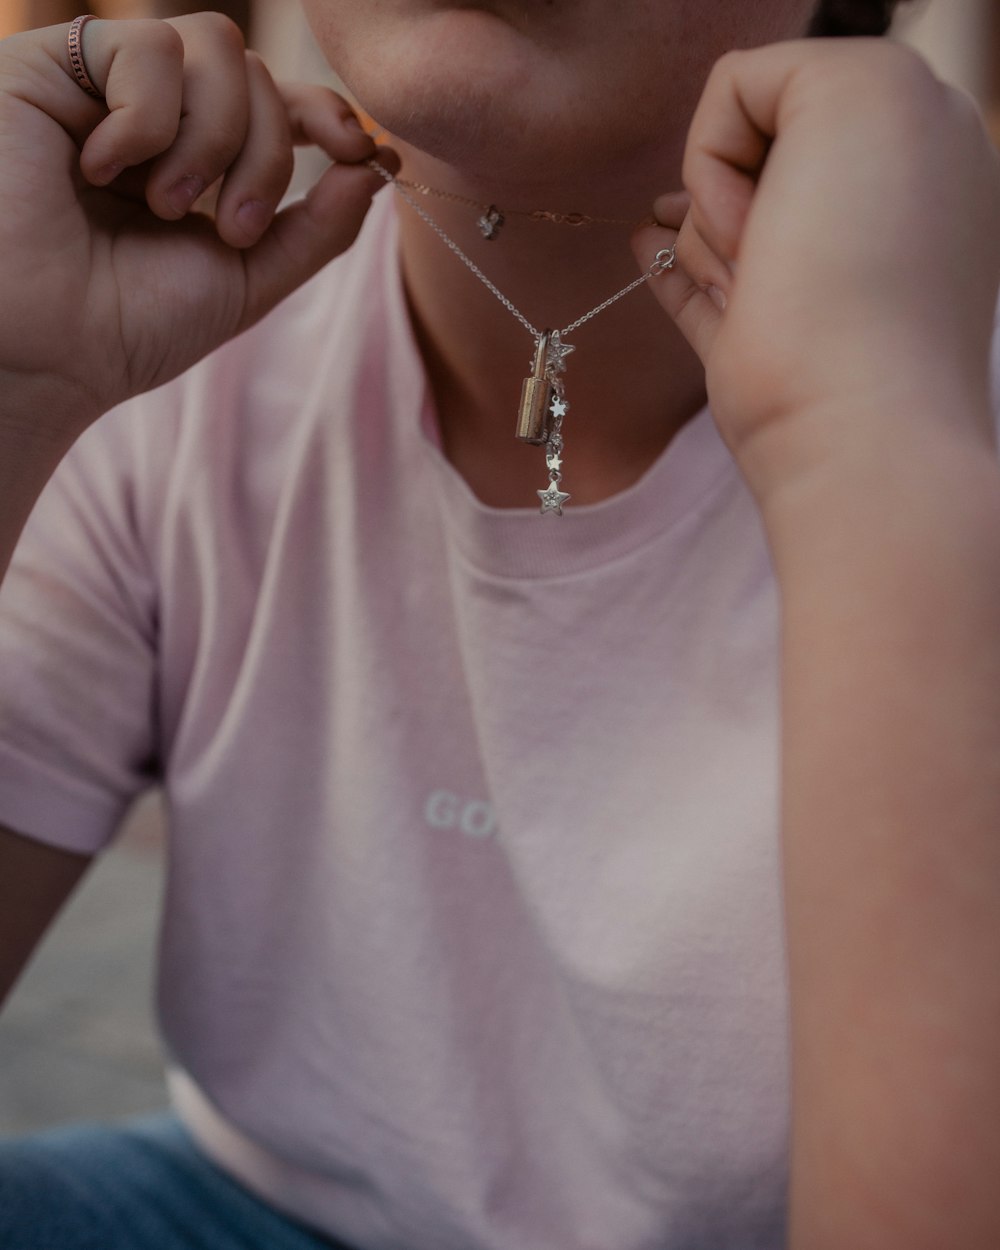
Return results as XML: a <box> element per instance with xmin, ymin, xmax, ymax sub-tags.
<box><xmin>635</xmin><ymin>39</ymin><xmax>1000</xmax><ymax>506</ymax></box>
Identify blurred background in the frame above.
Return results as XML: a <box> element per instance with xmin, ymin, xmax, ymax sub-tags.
<box><xmin>0</xmin><ymin>0</ymin><xmax>999</xmax><ymax>1137</ymax></box>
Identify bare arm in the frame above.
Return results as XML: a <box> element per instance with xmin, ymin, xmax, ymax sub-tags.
<box><xmin>0</xmin><ymin>15</ymin><xmax>394</xmax><ymax>585</ymax></box>
<box><xmin>0</xmin><ymin>19</ymin><xmax>397</xmax><ymax>1002</ymax></box>
<box><xmin>0</xmin><ymin>396</ymin><xmax>90</xmax><ymax>1005</ymax></box>
<box><xmin>0</xmin><ymin>391</ymin><xmax>80</xmax><ymax>587</ymax></box>
<box><xmin>0</xmin><ymin>824</ymin><xmax>92</xmax><ymax>1009</ymax></box>
<box><xmin>767</xmin><ymin>432</ymin><xmax>1000</xmax><ymax>1250</ymax></box>
<box><xmin>638</xmin><ymin>39</ymin><xmax>1000</xmax><ymax>1249</ymax></box>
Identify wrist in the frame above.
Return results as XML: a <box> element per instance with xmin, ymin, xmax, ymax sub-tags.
<box><xmin>748</xmin><ymin>412</ymin><xmax>1000</xmax><ymax>584</ymax></box>
<box><xmin>737</xmin><ymin>386</ymin><xmax>997</xmax><ymax>534</ymax></box>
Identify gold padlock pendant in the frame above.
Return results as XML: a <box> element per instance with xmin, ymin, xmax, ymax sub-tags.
<box><xmin>516</xmin><ymin>330</ymin><xmax>553</xmax><ymax>444</ymax></box>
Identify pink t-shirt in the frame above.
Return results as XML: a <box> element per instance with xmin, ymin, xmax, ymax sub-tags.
<box><xmin>3</xmin><ymin>193</ymin><xmax>993</xmax><ymax>1249</ymax></box>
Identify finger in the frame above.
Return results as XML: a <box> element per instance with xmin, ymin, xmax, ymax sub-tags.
<box><xmin>675</xmin><ymin>213</ymin><xmax>733</xmax><ymax>303</ymax></box>
<box><xmin>0</xmin><ymin>25</ymin><xmax>104</xmax><ymax>142</ymax></box>
<box><xmin>213</xmin><ymin>79</ymin><xmax>379</xmax><ymax>250</ymax></box>
<box><xmin>653</xmin><ymin>190</ymin><xmax>733</xmax><ymax>294</ymax></box>
<box><xmin>238</xmin><ymin>144</ymin><xmax>398</xmax><ymax>332</ymax></box>
<box><xmin>633</xmin><ymin>220</ymin><xmax>724</xmax><ymax>367</ymax></box>
<box><xmin>682</xmin><ymin>40</ymin><xmax>911</xmax><ymax>267</ymax></box>
<box><xmin>141</xmin><ymin>12</ymin><xmax>252</xmax><ymax>220</ymax></box>
<box><xmin>681</xmin><ymin>52</ymin><xmax>775</xmax><ymax>268</ymax></box>
<box><xmin>650</xmin><ymin>190</ymin><xmax>689</xmax><ymax>234</ymax></box>
<box><xmin>279</xmin><ymin>83</ymin><xmax>377</xmax><ymax>165</ymax></box>
<box><xmin>212</xmin><ymin>52</ymin><xmax>294</xmax><ymax>248</ymax></box>
<box><xmin>652</xmin><ymin>188</ymin><xmax>732</xmax><ymax>307</ymax></box>
<box><xmin>74</xmin><ymin>20</ymin><xmax>186</xmax><ymax>186</ymax></box>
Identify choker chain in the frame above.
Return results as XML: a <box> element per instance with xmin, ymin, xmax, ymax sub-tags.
<box><xmin>392</xmin><ymin>176</ymin><xmax>651</xmax><ymax>240</ymax></box>
<box><xmin>369</xmin><ymin>160</ymin><xmax>675</xmax><ymax>515</ymax></box>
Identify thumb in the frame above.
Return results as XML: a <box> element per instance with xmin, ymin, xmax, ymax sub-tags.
<box><xmin>239</xmin><ymin>146</ymin><xmax>399</xmax><ymax>331</ymax></box>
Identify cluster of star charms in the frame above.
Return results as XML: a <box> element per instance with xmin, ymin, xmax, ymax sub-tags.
<box><xmin>529</xmin><ymin>330</ymin><xmax>574</xmax><ymax>515</ymax></box>
<box><xmin>538</xmin><ymin>396</ymin><xmax>571</xmax><ymax>515</ymax></box>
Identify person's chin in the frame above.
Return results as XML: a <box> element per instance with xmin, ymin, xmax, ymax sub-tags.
<box><xmin>337</xmin><ymin>28</ymin><xmax>624</xmax><ymax>191</ymax></box>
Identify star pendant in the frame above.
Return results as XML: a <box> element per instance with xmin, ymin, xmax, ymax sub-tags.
<box><xmin>547</xmin><ymin>333</ymin><xmax>575</xmax><ymax>375</ymax></box>
<box><xmin>546</xmin><ymin>451</ymin><xmax>563</xmax><ymax>473</ymax></box>
<box><xmin>538</xmin><ymin>482</ymin><xmax>571</xmax><ymax>516</ymax></box>
<box><xmin>550</xmin><ymin>396</ymin><xmax>569</xmax><ymax>420</ymax></box>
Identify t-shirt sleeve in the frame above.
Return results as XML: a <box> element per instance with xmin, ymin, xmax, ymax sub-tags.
<box><xmin>0</xmin><ymin>400</ymin><xmax>166</xmax><ymax>856</ymax></box>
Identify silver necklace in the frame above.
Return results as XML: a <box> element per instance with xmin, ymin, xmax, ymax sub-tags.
<box><xmin>369</xmin><ymin>160</ymin><xmax>676</xmax><ymax>515</ymax></box>
<box><xmin>389</xmin><ymin>175</ymin><xmax>649</xmax><ymax>238</ymax></box>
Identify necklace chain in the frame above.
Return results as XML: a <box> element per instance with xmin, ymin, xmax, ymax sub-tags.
<box><xmin>367</xmin><ymin>160</ymin><xmax>676</xmax><ymax>515</ymax></box>
<box><xmin>393</xmin><ymin>176</ymin><xmax>643</xmax><ymax>228</ymax></box>
<box><xmin>368</xmin><ymin>161</ymin><xmax>674</xmax><ymax>343</ymax></box>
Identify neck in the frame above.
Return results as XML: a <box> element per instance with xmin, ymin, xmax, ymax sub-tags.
<box><xmin>393</xmin><ymin>146</ymin><xmax>707</xmax><ymax>508</ymax></box>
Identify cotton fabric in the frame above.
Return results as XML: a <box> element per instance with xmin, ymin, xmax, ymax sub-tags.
<box><xmin>2</xmin><ymin>192</ymin><xmax>996</xmax><ymax>1250</ymax></box>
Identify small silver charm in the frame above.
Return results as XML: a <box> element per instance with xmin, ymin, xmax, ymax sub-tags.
<box><xmin>513</xmin><ymin>332</ymin><xmax>578</xmax><ymax>514</ymax></box>
<box><xmin>538</xmin><ymin>393</ymin><xmax>570</xmax><ymax>516</ymax></box>
<box><xmin>477</xmin><ymin>205</ymin><xmax>504</xmax><ymax>240</ymax></box>
<box><xmin>547</xmin><ymin>332</ymin><xmax>575</xmax><ymax>375</ymax></box>
<box><xmin>538</xmin><ymin>482</ymin><xmax>571</xmax><ymax>515</ymax></box>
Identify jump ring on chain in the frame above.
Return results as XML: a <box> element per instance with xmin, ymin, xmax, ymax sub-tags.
<box><xmin>650</xmin><ymin>247</ymin><xmax>677</xmax><ymax>276</ymax></box>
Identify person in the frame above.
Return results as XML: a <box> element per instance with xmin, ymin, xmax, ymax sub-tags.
<box><xmin>11</xmin><ymin>2</ymin><xmax>250</xmax><ymax>34</ymax></box>
<box><xmin>0</xmin><ymin>1</ymin><xmax>999</xmax><ymax>1247</ymax></box>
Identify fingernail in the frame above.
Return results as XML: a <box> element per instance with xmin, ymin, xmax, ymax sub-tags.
<box><xmin>345</xmin><ymin>114</ymin><xmax>366</xmax><ymax>133</ymax></box>
<box><xmin>94</xmin><ymin>161</ymin><xmax>123</xmax><ymax>185</ymax></box>
<box><xmin>235</xmin><ymin>199</ymin><xmax>268</xmax><ymax>238</ymax></box>
<box><xmin>166</xmin><ymin>174</ymin><xmax>206</xmax><ymax>216</ymax></box>
<box><xmin>705</xmin><ymin>284</ymin><xmax>728</xmax><ymax>312</ymax></box>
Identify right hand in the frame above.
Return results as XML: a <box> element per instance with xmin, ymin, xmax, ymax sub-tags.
<box><xmin>0</xmin><ymin>13</ymin><xmax>396</xmax><ymax>435</ymax></box>
<box><xmin>634</xmin><ymin>40</ymin><xmax>1000</xmax><ymax>507</ymax></box>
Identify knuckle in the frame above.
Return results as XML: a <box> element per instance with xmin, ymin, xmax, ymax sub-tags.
<box><xmin>700</xmin><ymin>49</ymin><xmax>745</xmax><ymax>102</ymax></box>
<box><xmin>279</xmin><ymin>80</ymin><xmax>333</xmax><ymax>118</ymax></box>
<box><xmin>711</xmin><ymin>48</ymin><xmax>746</xmax><ymax>80</ymax></box>
<box><xmin>879</xmin><ymin>46</ymin><xmax>942</xmax><ymax>105</ymax></box>
<box><xmin>200</xmin><ymin>121</ymin><xmax>251</xmax><ymax>170</ymax></box>
<box><xmin>839</xmin><ymin>38</ymin><xmax>939</xmax><ymax>100</ymax></box>
<box><xmin>947</xmin><ymin>84</ymin><xmax>979</xmax><ymax>118</ymax></box>
<box><xmin>680</xmin><ymin>142</ymin><xmax>711</xmax><ymax>199</ymax></box>
<box><xmin>810</xmin><ymin>41</ymin><xmax>947</xmax><ymax>138</ymax></box>
<box><xmin>285</xmin><ymin>81</ymin><xmax>325</xmax><ymax>110</ymax></box>
<box><xmin>868</xmin><ymin>38</ymin><xmax>934</xmax><ymax>81</ymax></box>
<box><xmin>188</xmin><ymin>9</ymin><xmax>247</xmax><ymax>54</ymax></box>
<box><xmin>140</xmin><ymin>111</ymin><xmax>182</xmax><ymax>153</ymax></box>
<box><xmin>133</xmin><ymin>18</ymin><xmax>185</xmax><ymax>66</ymax></box>
<box><xmin>316</xmin><ymin>85</ymin><xmax>352</xmax><ymax>117</ymax></box>
<box><xmin>244</xmin><ymin>50</ymin><xmax>280</xmax><ymax>97</ymax></box>
<box><xmin>244</xmin><ymin>49</ymin><xmax>268</xmax><ymax>76</ymax></box>
<box><xmin>942</xmin><ymin>83</ymin><xmax>987</xmax><ymax>135</ymax></box>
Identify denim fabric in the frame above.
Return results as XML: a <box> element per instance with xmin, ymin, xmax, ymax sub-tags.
<box><xmin>0</xmin><ymin>1115</ymin><xmax>353</xmax><ymax>1250</ymax></box>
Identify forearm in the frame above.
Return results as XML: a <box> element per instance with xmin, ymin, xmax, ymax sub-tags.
<box><xmin>764</xmin><ymin>428</ymin><xmax>1000</xmax><ymax>1250</ymax></box>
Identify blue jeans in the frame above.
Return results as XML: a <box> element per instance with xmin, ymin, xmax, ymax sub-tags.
<box><xmin>0</xmin><ymin>1115</ymin><xmax>353</xmax><ymax>1249</ymax></box>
